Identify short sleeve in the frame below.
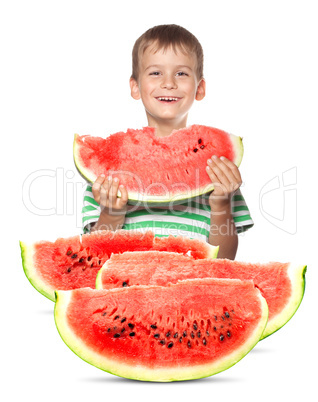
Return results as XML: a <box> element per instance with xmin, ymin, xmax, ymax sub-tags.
<box><xmin>231</xmin><ymin>189</ymin><xmax>254</xmax><ymax>233</ymax></box>
<box><xmin>82</xmin><ymin>184</ymin><xmax>101</xmax><ymax>233</ymax></box>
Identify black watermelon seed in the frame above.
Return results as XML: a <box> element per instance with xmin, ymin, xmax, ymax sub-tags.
<box><xmin>121</xmin><ymin>318</ymin><xmax>126</xmax><ymax>323</ymax></box>
<box><xmin>107</xmin><ymin>328</ymin><xmax>111</xmax><ymax>332</ymax></box>
<box><xmin>221</xmin><ymin>316</ymin><xmax>225</xmax><ymax>321</ymax></box>
<box><xmin>160</xmin><ymin>340</ymin><xmax>166</xmax><ymax>345</ymax></box>
<box><xmin>198</xmin><ymin>138</ymin><xmax>202</xmax><ymax>144</ymax></box>
<box><xmin>183</xmin><ymin>331</ymin><xmax>187</xmax><ymax>337</ymax></box>
<box><xmin>66</xmin><ymin>250</ymin><xmax>72</xmax><ymax>256</ymax></box>
<box><xmin>98</xmin><ymin>260</ymin><xmax>101</xmax><ymax>265</ymax></box>
<box><xmin>225</xmin><ymin>312</ymin><xmax>230</xmax><ymax>318</ymax></box>
<box><xmin>220</xmin><ymin>334</ymin><xmax>224</xmax><ymax>341</ymax></box>
<box><xmin>102</xmin><ymin>312</ymin><xmax>107</xmax><ymax>316</ymax></box>
<box><xmin>67</xmin><ymin>267</ymin><xmax>72</xmax><ymax>273</ymax></box>
<box><xmin>214</xmin><ymin>315</ymin><xmax>217</xmax><ymax>321</ymax></box>
<box><xmin>128</xmin><ymin>323</ymin><xmax>134</xmax><ymax>329</ymax></box>
<box><xmin>87</xmin><ymin>256</ymin><xmax>92</xmax><ymax>261</ymax></box>
<box><xmin>154</xmin><ymin>333</ymin><xmax>160</xmax><ymax>338</ymax></box>
<box><xmin>206</xmin><ymin>331</ymin><xmax>210</xmax><ymax>336</ymax></box>
<box><xmin>79</xmin><ymin>258</ymin><xmax>84</xmax><ymax>263</ymax></box>
<box><xmin>122</xmin><ymin>282</ymin><xmax>128</xmax><ymax>287</ymax></box>
<box><xmin>114</xmin><ymin>333</ymin><xmax>120</xmax><ymax>338</ymax></box>
<box><xmin>187</xmin><ymin>341</ymin><xmax>191</xmax><ymax>348</ymax></box>
<box><xmin>114</xmin><ymin>315</ymin><xmax>120</xmax><ymax>320</ymax></box>
<box><xmin>200</xmin><ymin>145</ymin><xmax>205</xmax><ymax>149</ymax></box>
<box><xmin>173</xmin><ymin>332</ymin><xmax>178</xmax><ymax>338</ymax></box>
<box><xmin>165</xmin><ymin>331</ymin><xmax>171</xmax><ymax>338</ymax></box>
<box><xmin>150</xmin><ymin>324</ymin><xmax>157</xmax><ymax>329</ymax></box>
<box><xmin>191</xmin><ymin>331</ymin><xmax>195</xmax><ymax>339</ymax></box>
<box><xmin>129</xmin><ymin>332</ymin><xmax>135</xmax><ymax>337</ymax></box>
<box><xmin>203</xmin><ymin>338</ymin><xmax>207</xmax><ymax>346</ymax></box>
<box><xmin>179</xmin><ymin>337</ymin><xmax>183</xmax><ymax>343</ymax></box>
<box><xmin>193</xmin><ymin>323</ymin><xmax>198</xmax><ymax>330</ymax></box>
<box><xmin>197</xmin><ymin>331</ymin><xmax>201</xmax><ymax>338</ymax></box>
<box><xmin>121</xmin><ymin>328</ymin><xmax>125</xmax><ymax>333</ymax></box>
<box><xmin>213</xmin><ymin>326</ymin><xmax>217</xmax><ymax>331</ymax></box>
<box><xmin>167</xmin><ymin>342</ymin><xmax>174</xmax><ymax>348</ymax></box>
<box><xmin>71</xmin><ymin>254</ymin><xmax>77</xmax><ymax>259</ymax></box>
<box><xmin>227</xmin><ymin>331</ymin><xmax>231</xmax><ymax>338</ymax></box>
<box><xmin>193</xmin><ymin>148</ymin><xmax>198</xmax><ymax>153</ymax></box>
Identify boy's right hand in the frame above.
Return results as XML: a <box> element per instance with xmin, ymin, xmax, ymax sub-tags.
<box><xmin>92</xmin><ymin>174</ymin><xmax>128</xmax><ymax>215</ymax></box>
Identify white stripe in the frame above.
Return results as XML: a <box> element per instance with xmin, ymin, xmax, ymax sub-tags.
<box><xmin>123</xmin><ymin>225</ymin><xmax>209</xmax><ymax>242</ymax></box>
<box><xmin>125</xmin><ymin>214</ymin><xmax>211</xmax><ymax>232</ymax></box>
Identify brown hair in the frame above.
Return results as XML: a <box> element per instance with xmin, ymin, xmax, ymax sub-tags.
<box><xmin>131</xmin><ymin>24</ymin><xmax>204</xmax><ymax>81</ymax></box>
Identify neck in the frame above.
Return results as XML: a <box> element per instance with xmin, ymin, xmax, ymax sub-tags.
<box><xmin>146</xmin><ymin>115</ymin><xmax>188</xmax><ymax>137</ymax></box>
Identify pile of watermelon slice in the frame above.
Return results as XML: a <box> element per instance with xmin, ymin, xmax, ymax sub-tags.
<box><xmin>20</xmin><ymin>229</ymin><xmax>306</xmax><ymax>382</ymax></box>
<box><xmin>20</xmin><ymin>125</ymin><xmax>306</xmax><ymax>381</ymax></box>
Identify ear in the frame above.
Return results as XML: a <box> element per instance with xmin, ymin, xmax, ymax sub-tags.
<box><xmin>129</xmin><ymin>77</ymin><xmax>141</xmax><ymax>100</ymax></box>
<box><xmin>195</xmin><ymin>78</ymin><xmax>206</xmax><ymax>101</ymax></box>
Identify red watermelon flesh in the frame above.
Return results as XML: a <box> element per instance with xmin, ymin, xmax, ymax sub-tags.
<box><xmin>96</xmin><ymin>251</ymin><xmax>306</xmax><ymax>339</ymax></box>
<box><xmin>55</xmin><ymin>279</ymin><xmax>268</xmax><ymax>381</ymax></box>
<box><xmin>20</xmin><ymin>230</ymin><xmax>218</xmax><ymax>301</ymax></box>
<box><xmin>73</xmin><ymin>125</ymin><xmax>243</xmax><ymax>204</ymax></box>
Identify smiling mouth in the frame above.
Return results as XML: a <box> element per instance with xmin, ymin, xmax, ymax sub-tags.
<box><xmin>156</xmin><ymin>97</ymin><xmax>181</xmax><ymax>103</ymax></box>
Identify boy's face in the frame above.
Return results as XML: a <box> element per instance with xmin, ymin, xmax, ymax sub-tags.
<box><xmin>130</xmin><ymin>42</ymin><xmax>205</xmax><ymax>135</ymax></box>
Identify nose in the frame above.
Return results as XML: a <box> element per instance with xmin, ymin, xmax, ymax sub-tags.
<box><xmin>160</xmin><ymin>74</ymin><xmax>177</xmax><ymax>89</ymax></box>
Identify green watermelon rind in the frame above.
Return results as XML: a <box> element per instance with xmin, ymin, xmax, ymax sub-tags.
<box><xmin>54</xmin><ymin>282</ymin><xmax>268</xmax><ymax>382</ymax></box>
<box><xmin>261</xmin><ymin>263</ymin><xmax>306</xmax><ymax>339</ymax></box>
<box><xmin>20</xmin><ymin>241</ymin><xmax>56</xmax><ymax>301</ymax></box>
<box><xmin>73</xmin><ymin>128</ymin><xmax>244</xmax><ymax>205</ymax></box>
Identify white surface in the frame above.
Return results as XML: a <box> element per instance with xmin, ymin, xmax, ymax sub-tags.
<box><xmin>2</xmin><ymin>1</ymin><xmax>317</xmax><ymax>400</ymax></box>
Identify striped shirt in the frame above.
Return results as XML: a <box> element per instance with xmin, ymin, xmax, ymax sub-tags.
<box><xmin>82</xmin><ymin>185</ymin><xmax>253</xmax><ymax>242</ymax></box>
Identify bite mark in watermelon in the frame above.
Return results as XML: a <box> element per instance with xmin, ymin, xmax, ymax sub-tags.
<box><xmin>20</xmin><ymin>230</ymin><xmax>218</xmax><ymax>301</ymax></box>
<box><xmin>96</xmin><ymin>251</ymin><xmax>306</xmax><ymax>339</ymax></box>
<box><xmin>54</xmin><ymin>279</ymin><xmax>268</xmax><ymax>381</ymax></box>
<box><xmin>73</xmin><ymin>125</ymin><xmax>243</xmax><ymax>204</ymax></box>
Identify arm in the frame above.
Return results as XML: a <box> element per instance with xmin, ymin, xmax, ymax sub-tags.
<box><xmin>90</xmin><ymin>175</ymin><xmax>128</xmax><ymax>232</ymax></box>
<box><xmin>206</xmin><ymin>156</ymin><xmax>242</xmax><ymax>260</ymax></box>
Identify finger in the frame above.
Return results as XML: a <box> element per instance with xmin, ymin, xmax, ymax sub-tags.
<box><xmin>99</xmin><ymin>176</ymin><xmax>112</xmax><ymax>206</ymax></box>
<box><xmin>118</xmin><ymin>184</ymin><xmax>129</xmax><ymax>206</ymax></box>
<box><xmin>207</xmin><ymin>157</ymin><xmax>231</xmax><ymax>188</ymax></box>
<box><xmin>206</xmin><ymin>165</ymin><xmax>228</xmax><ymax>196</ymax></box>
<box><xmin>109</xmin><ymin>177</ymin><xmax>120</xmax><ymax>203</ymax></box>
<box><xmin>92</xmin><ymin>174</ymin><xmax>106</xmax><ymax>201</ymax></box>
<box><xmin>219</xmin><ymin>156</ymin><xmax>242</xmax><ymax>184</ymax></box>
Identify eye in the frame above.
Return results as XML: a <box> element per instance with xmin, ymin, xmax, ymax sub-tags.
<box><xmin>149</xmin><ymin>71</ymin><xmax>160</xmax><ymax>76</ymax></box>
<box><xmin>176</xmin><ymin>71</ymin><xmax>188</xmax><ymax>77</ymax></box>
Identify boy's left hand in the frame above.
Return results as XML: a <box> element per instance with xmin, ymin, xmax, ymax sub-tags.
<box><xmin>206</xmin><ymin>155</ymin><xmax>242</xmax><ymax>209</ymax></box>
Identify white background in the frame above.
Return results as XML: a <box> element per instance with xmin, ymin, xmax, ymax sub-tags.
<box><xmin>2</xmin><ymin>1</ymin><xmax>317</xmax><ymax>401</ymax></box>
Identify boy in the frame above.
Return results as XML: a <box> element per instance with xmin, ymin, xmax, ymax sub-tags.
<box><xmin>82</xmin><ymin>24</ymin><xmax>253</xmax><ymax>259</ymax></box>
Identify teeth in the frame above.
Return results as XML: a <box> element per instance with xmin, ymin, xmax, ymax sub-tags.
<box><xmin>158</xmin><ymin>97</ymin><xmax>179</xmax><ymax>101</ymax></box>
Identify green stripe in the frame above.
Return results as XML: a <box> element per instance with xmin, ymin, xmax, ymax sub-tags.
<box><xmin>123</xmin><ymin>220</ymin><xmax>210</xmax><ymax>238</ymax></box>
<box><xmin>233</xmin><ymin>205</ymin><xmax>249</xmax><ymax>212</ymax></box>
<box><xmin>233</xmin><ymin>194</ymin><xmax>245</xmax><ymax>202</ymax></box>
<box><xmin>82</xmin><ymin>215</ymin><xmax>100</xmax><ymax>223</ymax></box>
<box><xmin>233</xmin><ymin>214</ymin><xmax>252</xmax><ymax>223</ymax></box>
<box><xmin>84</xmin><ymin>196</ymin><xmax>99</xmax><ymax>206</ymax></box>
<box><xmin>82</xmin><ymin>205</ymin><xmax>99</xmax><ymax>213</ymax></box>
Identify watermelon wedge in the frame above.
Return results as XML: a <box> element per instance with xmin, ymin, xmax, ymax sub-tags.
<box><xmin>20</xmin><ymin>230</ymin><xmax>218</xmax><ymax>301</ymax></box>
<box><xmin>96</xmin><ymin>251</ymin><xmax>307</xmax><ymax>339</ymax></box>
<box><xmin>73</xmin><ymin>124</ymin><xmax>243</xmax><ymax>204</ymax></box>
<box><xmin>55</xmin><ymin>279</ymin><xmax>268</xmax><ymax>381</ymax></box>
